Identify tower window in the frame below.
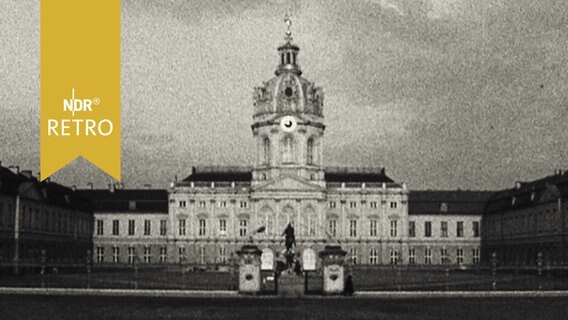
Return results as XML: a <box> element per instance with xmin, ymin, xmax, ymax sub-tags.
<box><xmin>286</xmin><ymin>52</ymin><xmax>291</xmax><ymax>64</ymax></box>
<box><xmin>281</xmin><ymin>53</ymin><xmax>285</xmax><ymax>65</ymax></box>
<box><xmin>307</xmin><ymin>138</ymin><xmax>314</xmax><ymax>165</ymax></box>
<box><xmin>263</xmin><ymin>137</ymin><xmax>271</xmax><ymax>165</ymax></box>
<box><xmin>282</xmin><ymin>136</ymin><xmax>294</xmax><ymax>163</ymax></box>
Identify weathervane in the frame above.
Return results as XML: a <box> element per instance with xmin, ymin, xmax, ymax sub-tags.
<box><xmin>284</xmin><ymin>13</ymin><xmax>292</xmax><ymax>41</ymax></box>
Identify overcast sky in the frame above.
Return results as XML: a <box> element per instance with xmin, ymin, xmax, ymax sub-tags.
<box><xmin>1</xmin><ymin>0</ymin><xmax>567</xmax><ymax>190</ymax></box>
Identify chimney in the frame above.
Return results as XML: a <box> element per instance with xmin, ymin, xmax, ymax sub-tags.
<box><xmin>8</xmin><ymin>165</ymin><xmax>19</xmax><ymax>174</ymax></box>
<box><xmin>109</xmin><ymin>183</ymin><xmax>115</xmax><ymax>193</ymax></box>
<box><xmin>87</xmin><ymin>182</ymin><xmax>94</xmax><ymax>190</ymax></box>
<box><xmin>20</xmin><ymin>170</ymin><xmax>33</xmax><ymax>179</ymax></box>
<box><xmin>72</xmin><ymin>185</ymin><xmax>77</xmax><ymax>191</ymax></box>
<box><xmin>515</xmin><ymin>181</ymin><xmax>522</xmax><ymax>189</ymax></box>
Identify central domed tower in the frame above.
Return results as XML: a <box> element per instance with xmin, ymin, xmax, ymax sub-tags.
<box><xmin>251</xmin><ymin>20</ymin><xmax>325</xmax><ymax>187</ymax></box>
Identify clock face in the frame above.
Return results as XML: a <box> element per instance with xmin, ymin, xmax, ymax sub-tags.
<box><xmin>280</xmin><ymin>115</ymin><xmax>297</xmax><ymax>132</ymax></box>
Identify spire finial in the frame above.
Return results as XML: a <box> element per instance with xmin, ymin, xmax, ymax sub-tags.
<box><xmin>284</xmin><ymin>13</ymin><xmax>292</xmax><ymax>41</ymax></box>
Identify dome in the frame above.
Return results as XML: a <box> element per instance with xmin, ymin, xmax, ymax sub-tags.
<box><xmin>253</xmin><ymin>39</ymin><xmax>324</xmax><ymax>117</ymax></box>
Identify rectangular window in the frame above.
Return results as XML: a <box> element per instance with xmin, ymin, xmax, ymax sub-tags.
<box><xmin>128</xmin><ymin>247</ymin><xmax>135</xmax><ymax>264</ymax></box>
<box><xmin>199</xmin><ymin>219</ymin><xmax>206</xmax><ymax>236</ymax></box>
<box><xmin>199</xmin><ymin>201</ymin><xmax>206</xmax><ymax>208</ymax></box>
<box><xmin>144</xmin><ymin>220</ymin><xmax>151</xmax><ymax>236</ymax></box>
<box><xmin>239</xmin><ymin>219</ymin><xmax>247</xmax><ymax>237</ymax></box>
<box><xmin>390</xmin><ymin>248</ymin><xmax>399</xmax><ymax>265</ymax></box>
<box><xmin>96</xmin><ymin>246</ymin><xmax>104</xmax><ymax>263</ymax></box>
<box><xmin>473</xmin><ymin>248</ymin><xmax>480</xmax><ymax>264</ymax></box>
<box><xmin>457</xmin><ymin>248</ymin><xmax>464</xmax><ymax>264</ymax></box>
<box><xmin>457</xmin><ymin>221</ymin><xmax>464</xmax><ymax>238</ymax></box>
<box><xmin>199</xmin><ymin>247</ymin><xmax>206</xmax><ymax>264</ymax></box>
<box><xmin>369</xmin><ymin>249</ymin><xmax>378</xmax><ymax>265</ymax></box>
<box><xmin>349</xmin><ymin>201</ymin><xmax>357</xmax><ymax>208</ymax></box>
<box><xmin>219</xmin><ymin>219</ymin><xmax>227</xmax><ymax>235</ymax></box>
<box><xmin>441</xmin><ymin>248</ymin><xmax>448</xmax><ymax>264</ymax></box>
<box><xmin>329</xmin><ymin>201</ymin><xmax>336</xmax><ymax>208</ymax></box>
<box><xmin>473</xmin><ymin>221</ymin><xmax>480</xmax><ymax>237</ymax></box>
<box><xmin>408</xmin><ymin>248</ymin><xmax>416</xmax><ymax>265</ymax></box>
<box><xmin>179</xmin><ymin>200</ymin><xmax>186</xmax><ymax>208</ymax></box>
<box><xmin>328</xmin><ymin>220</ymin><xmax>337</xmax><ymax>237</ymax></box>
<box><xmin>390</xmin><ymin>201</ymin><xmax>397</xmax><ymax>209</ymax></box>
<box><xmin>160</xmin><ymin>219</ymin><xmax>167</xmax><ymax>236</ymax></box>
<box><xmin>349</xmin><ymin>220</ymin><xmax>357</xmax><ymax>237</ymax></box>
<box><xmin>218</xmin><ymin>201</ymin><xmax>227</xmax><ymax>208</ymax></box>
<box><xmin>218</xmin><ymin>247</ymin><xmax>227</xmax><ymax>264</ymax></box>
<box><xmin>112</xmin><ymin>246</ymin><xmax>120</xmax><ymax>263</ymax></box>
<box><xmin>128</xmin><ymin>220</ymin><xmax>135</xmax><ymax>236</ymax></box>
<box><xmin>424</xmin><ymin>221</ymin><xmax>432</xmax><ymax>237</ymax></box>
<box><xmin>160</xmin><ymin>247</ymin><xmax>167</xmax><ymax>264</ymax></box>
<box><xmin>178</xmin><ymin>247</ymin><xmax>186</xmax><ymax>264</ymax></box>
<box><xmin>441</xmin><ymin>221</ymin><xmax>448</xmax><ymax>237</ymax></box>
<box><xmin>408</xmin><ymin>221</ymin><xmax>416</xmax><ymax>238</ymax></box>
<box><xmin>178</xmin><ymin>219</ymin><xmax>186</xmax><ymax>236</ymax></box>
<box><xmin>390</xmin><ymin>220</ymin><xmax>398</xmax><ymax>237</ymax></box>
<box><xmin>370</xmin><ymin>201</ymin><xmax>378</xmax><ymax>209</ymax></box>
<box><xmin>370</xmin><ymin>219</ymin><xmax>378</xmax><ymax>237</ymax></box>
<box><xmin>96</xmin><ymin>220</ymin><xmax>104</xmax><ymax>235</ymax></box>
<box><xmin>349</xmin><ymin>248</ymin><xmax>358</xmax><ymax>264</ymax></box>
<box><xmin>240</xmin><ymin>201</ymin><xmax>248</xmax><ymax>208</ymax></box>
<box><xmin>144</xmin><ymin>247</ymin><xmax>151</xmax><ymax>264</ymax></box>
<box><xmin>112</xmin><ymin>220</ymin><xmax>119</xmax><ymax>235</ymax></box>
<box><xmin>424</xmin><ymin>248</ymin><xmax>432</xmax><ymax>265</ymax></box>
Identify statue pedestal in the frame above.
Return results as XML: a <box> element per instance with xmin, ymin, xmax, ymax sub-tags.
<box><xmin>319</xmin><ymin>245</ymin><xmax>347</xmax><ymax>295</ymax></box>
<box><xmin>237</xmin><ymin>245</ymin><xmax>262</xmax><ymax>294</ymax></box>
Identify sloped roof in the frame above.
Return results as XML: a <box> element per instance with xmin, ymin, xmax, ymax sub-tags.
<box><xmin>0</xmin><ymin>166</ymin><xmax>29</xmax><ymax>195</ymax></box>
<box><xmin>409</xmin><ymin>190</ymin><xmax>494</xmax><ymax>215</ymax></box>
<box><xmin>324</xmin><ymin>167</ymin><xmax>394</xmax><ymax>183</ymax></box>
<box><xmin>0</xmin><ymin>165</ymin><xmax>91</xmax><ymax>212</ymax></box>
<box><xmin>78</xmin><ymin>189</ymin><xmax>168</xmax><ymax>213</ymax></box>
<box><xmin>485</xmin><ymin>171</ymin><xmax>568</xmax><ymax>214</ymax></box>
<box><xmin>182</xmin><ymin>166</ymin><xmax>252</xmax><ymax>182</ymax></box>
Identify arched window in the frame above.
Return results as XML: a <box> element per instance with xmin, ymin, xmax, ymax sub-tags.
<box><xmin>282</xmin><ymin>136</ymin><xmax>294</xmax><ymax>163</ymax></box>
<box><xmin>263</xmin><ymin>137</ymin><xmax>271</xmax><ymax>165</ymax></box>
<box><xmin>307</xmin><ymin>138</ymin><xmax>314</xmax><ymax>165</ymax></box>
<box><xmin>281</xmin><ymin>54</ymin><xmax>285</xmax><ymax>65</ymax></box>
<box><xmin>286</xmin><ymin>52</ymin><xmax>291</xmax><ymax>64</ymax></box>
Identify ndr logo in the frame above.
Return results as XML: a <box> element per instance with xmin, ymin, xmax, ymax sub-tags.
<box><xmin>63</xmin><ymin>88</ymin><xmax>100</xmax><ymax>116</ymax></box>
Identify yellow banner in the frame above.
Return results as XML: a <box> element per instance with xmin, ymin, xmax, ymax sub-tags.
<box><xmin>40</xmin><ymin>0</ymin><xmax>121</xmax><ymax>181</ymax></box>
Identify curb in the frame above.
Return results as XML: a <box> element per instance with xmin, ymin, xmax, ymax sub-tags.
<box><xmin>2</xmin><ymin>287</ymin><xmax>568</xmax><ymax>299</ymax></box>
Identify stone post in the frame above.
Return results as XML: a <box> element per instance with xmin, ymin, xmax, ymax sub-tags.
<box><xmin>319</xmin><ymin>245</ymin><xmax>347</xmax><ymax>295</ymax></box>
<box><xmin>237</xmin><ymin>245</ymin><xmax>262</xmax><ymax>294</ymax></box>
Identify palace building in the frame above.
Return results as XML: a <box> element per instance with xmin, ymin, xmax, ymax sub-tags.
<box><xmin>83</xmin><ymin>26</ymin><xmax>490</xmax><ymax>268</ymax></box>
<box><xmin>483</xmin><ymin>170</ymin><xmax>568</xmax><ymax>266</ymax></box>
<box><xmin>0</xmin><ymin>163</ymin><xmax>93</xmax><ymax>273</ymax></box>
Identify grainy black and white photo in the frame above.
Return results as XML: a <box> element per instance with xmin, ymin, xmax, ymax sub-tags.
<box><xmin>1</xmin><ymin>0</ymin><xmax>568</xmax><ymax>319</ymax></box>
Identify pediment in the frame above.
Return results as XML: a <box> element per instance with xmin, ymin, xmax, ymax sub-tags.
<box><xmin>253</xmin><ymin>175</ymin><xmax>323</xmax><ymax>192</ymax></box>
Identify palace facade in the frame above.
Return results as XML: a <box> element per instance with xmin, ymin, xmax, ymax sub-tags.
<box><xmin>483</xmin><ymin>170</ymin><xmax>568</xmax><ymax>265</ymax></box>
<box><xmin>85</xmin><ymin>30</ymin><xmax>489</xmax><ymax>267</ymax></box>
<box><xmin>0</xmin><ymin>163</ymin><xmax>93</xmax><ymax>272</ymax></box>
